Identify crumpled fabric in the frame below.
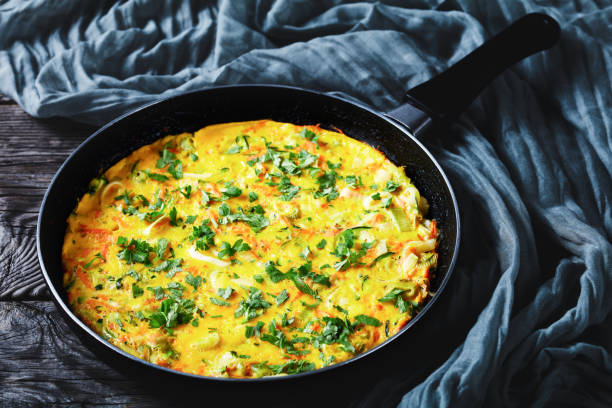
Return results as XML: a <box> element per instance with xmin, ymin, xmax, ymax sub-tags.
<box><xmin>1</xmin><ymin>0</ymin><xmax>610</xmax><ymax>406</ymax></box>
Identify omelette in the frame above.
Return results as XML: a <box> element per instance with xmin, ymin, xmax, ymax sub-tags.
<box><xmin>62</xmin><ymin>120</ymin><xmax>438</xmax><ymax>378</ymax></box>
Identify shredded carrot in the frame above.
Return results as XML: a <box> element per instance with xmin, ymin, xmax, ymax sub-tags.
<box><xmin>229</xmin><ymin>223</ymin><xmax>251</xmax><ymax>236</ymax></box>
<box><xmin>242</xmin><ymin>120</ymin><xmax>268</xmax><ymax>133</ymax></box>
<box><xmin>77</xmin><ymin>224</ymin><xmax>112</xmax><ymax>240</ymax></box>
<box><xmin>387</xmin><ymin>240</ymin><xmax>405</xmax><ymax>253</ymax></box>
<box><xmin>398</xmin><ymin>318</ymin><xmax>411</xmax><ymax>329</ymax></box>
<box><xmin>330</xmin><ymin>125</ymin><xmax>345</xmax><ymax>134</ymax></box>
<box><xmin>204</xmin><ymin>182</ymin><xmax>221</xmax><ymax>196</ymax></box>
<box><xmin>100</xmin><ymin>243</ymin><xmax>110</xmax><ymax>259</ymax></box>
<box><xmin>373</xmin><ymin>330</ymin><xmax>380</xmax><ymax>342</ymax></box>
<box><xmin>370</xmin><ymin>213</ymin><xmax>385</xmax><ymax>224</ymax></box>
<box><xmin>431</xmin><ymin>220</ymin><xmax>438</xmax><ymax>238</ymax></box>
<box><xmin>331</xmin><ymin>272</ymin><xmax>345</xmax><ymax>282</ymax></box>
<box><xmin>79</xmin><ymin>248</ymin><xmax>94</xmax><ymax>258</ymax></box>
<box><xmin>75</xmin><ymin>267</ymin><xmax>93</xmax><ymax>289</ymax></box>
<box><xmin>317</xmin><ymin>156</ymin><xmax>326</xmax><ymax>168</ymax></box>
<box><xmin>152</xmin><ymin>217</ymin><xmax>169</xmax><ymax>229</ymax></box>
<box><xmin>300</xmin><ymin>140</ymin><xmax>317</xmax><ymax>153</ymax></box>
<box><xmin>251</xmin><ymin>183</ymin><xmax>276</xmax><ymax>195</ymax></box>
<box><xmin>249</xmin><ymin>144</ymin><xmax>265</xmax><ymax>153</ymax></box>
<box><xmin>323</xmin><ymin>225</ymin><xmax>340</xmax><ymax>237</ymax></box>
<box><xmin>86</xmin><ymin>298</ymin><xmax>118</xmax><ymax>311</ymax></box>
<box><xmin>297</xmin><ymin>228</ymin><xmax>316</xmax><ymax>240</ymax></box>
<box><xmin>112</xmin><ymin>216</ymin><xmax>129</xmax><ymax>229</ymax></box>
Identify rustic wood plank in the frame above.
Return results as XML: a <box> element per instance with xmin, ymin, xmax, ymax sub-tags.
<box><xmin>0</xmin><ymin>301</ymin><xmax>168</xmax><ymax>406</ymax></box>
<box><xmin>0</xmin><ymin>94</ymin><xmax>12</xmax><ymax>104</ymax></box>
<box><xmin>0</xmin><ymin>105</ymin><xmax>96</xmax><ymax>300</ymax></box>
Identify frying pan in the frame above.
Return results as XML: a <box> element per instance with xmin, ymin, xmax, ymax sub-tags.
<box><xmin>37</xmin><ymin>13</ymin><xmax>560</xmax><ymax>386</ymax></box>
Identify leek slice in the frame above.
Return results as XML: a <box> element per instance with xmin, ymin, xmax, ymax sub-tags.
<box><xmin>389</xmin><ymin>207</ymin><xmax>413</xmax><ymax>231</ymax></box>
<box><xmin>188</xmin><ymin>245</ymin><xmax>230</xmax><ymax>267</ymax></box>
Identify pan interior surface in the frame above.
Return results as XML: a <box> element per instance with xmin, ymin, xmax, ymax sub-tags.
<box><xmin>38</xmin><ymin>85</ymin><xmax>458</xmax><ymax>381</ymax></box>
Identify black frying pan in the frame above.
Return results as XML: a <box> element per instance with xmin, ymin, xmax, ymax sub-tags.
<box><xmin>37</xmin><ymin>13</ymin><xmax>560</xmax><ymax>386</ymax></box>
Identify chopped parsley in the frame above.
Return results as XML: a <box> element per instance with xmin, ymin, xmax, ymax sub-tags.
<box><xmin>150</xmin><ymin>258</ymin><xmax>183</xmax><ymax>278</ymax></box>
<box><xmin>275</xmin><ymin>289</ymin><xmax>289</xmax><ymax>306</ymax></box>
<box><xmin>217</xmin><ymin>287</ymin><xmax>234</xmax><ymax>300</ymax></box>
<box><xmin>313</xmin><ymin>171</ymin><xmax>338</xmax><ymax>201</ymax></box>
<box><xmin>217</xmin><ymin>204</ymin><xmax>270</xmax><ymax>233</ymax></box>
<box><xmin>278</xmin><ymin>176</ymin><xmax>300</xmax><ymax>201</ymax></box>
<box><xmin>312</xmin><ymin>316</ymin><xmax>355</xmax><ymax>353</ymax></box>
<box><xmin>116</xmin><ymin>237</ymin><xmax>154</xmax><ymax>265</ymax></box>
<box><xmin>180</xmin><ymin>185</ymin><xmax>192</xmax><ymax>199</ymax></box>
<box><xmin>264</xmin><ymin>261</ymin><xmax>330</xmax><ymax>298</ymax></box>
<box><xmin>345</xmin><ymin>175</ymin><xmax>363</xmax><ymax>188</ymax></box>
<box><xmin>255</xmin><ymin>360</ymin><xmax>315</xmax><ymax>375</ymax></box>
<box><xmin>384</xmin><ymin>180</ymin><xmax>400</xmax><ymax>192</ymax></box>
<box><xmin>369</xmin><ymin>251</ymin><xmax>395</xmax><ymax>266</ymax></box>
<box><xmin>132</xmin><ymin>284</ymin><xmax>144</xmax><ymax>298</ymax></box>
<box><xmin>298</xmin><ymin>150</ymin><xmax>318</xmax><ymax>168</ymax></box>
<box><xmin>299</xmin><ymin>128</ymin><xmax>319</xmax><ymax>145</ymax></box>
<box><xmin>234</xmin><ymin>287</ymin><xmax>271</xmax><ymax>321</ymax></box>
<box><xmin>156</xmin><ymin>147</ymin><xmax>183</xmax><ymax>179</ymax></box>
<box><xmin>378</xmin><ymin>288</ymin><xmax>420</xmax><ymax>314</ymax></box>
<box><xmin>218</xmin><ymin>239</ymin><xmax>251</xmax><ymax>259</ymax></box>
<box><xmin>354</xmin><ymin>314</ymin><xmax>382</xmax><ymax>327</ymax></box>
<box><xmin>220</xmin><ymin>184</ymin><xmax>242</xmax><ymax>200</ymax></box>
<box><xmin>169</xmin><ymin>206</ymin><xmax>179</xmax><ymax>226</ymax></box>
<box><xmin>185</xmin><ymin>273</ymin><xmax>202</xmax><ymax>290</ymax></box>
<box><xmin>261</xmin><ymin>322</ymin><xmax>307</xmax><ymax>355</ymax></box>
<box><xmin>148</xmin><ymin>297</ymin><xmax>195</xmax><ymax>330</ymax></box>
<box><xmin>245</xmin><ymin>321</ymin><xmax>264</xmax><ymax>338</ymax></box>
<box><xmin>189</xmin><ymin>219</ymin><xmax>215</xmax><ymax>250</ymax></box>
<box><xmin>146</xmin><ymin>171</ymin><xmax>169</xmax><ymax>182</ymax></box>
<box><xmin>331</xmin><ymin>228</ymin><xmax>373</xmax><ymax>271</ymax></box>
<box><xmin>83</xmin><ymin>252</ymin><xmax>104</xmax><ymax>269</ymax></box>
<box><xmin>210</xmin><ymin>297</ymin><xmax>230</xmax><ymax>307</ymax></box>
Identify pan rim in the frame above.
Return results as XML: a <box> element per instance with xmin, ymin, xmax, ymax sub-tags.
<box><xmin>36</xmin><ymin>83</ymin><xmax>461</xmax><ymax>383</ymax></box>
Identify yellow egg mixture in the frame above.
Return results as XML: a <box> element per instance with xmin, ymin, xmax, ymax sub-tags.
<box><xmin>62</xmin><ymin>120</ymin><xmax>438</xmax><ymax>378</ymax></box>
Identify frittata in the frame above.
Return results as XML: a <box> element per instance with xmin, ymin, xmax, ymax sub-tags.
<box><xmin>62</xmin><ymin>120</ymin><xmax>438</xmax><ymax>378</ymax></box>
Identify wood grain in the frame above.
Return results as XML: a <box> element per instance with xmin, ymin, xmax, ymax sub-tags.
<box><xmin>0</xmin><ymin>301</ymin><xmax>165</xmax><ymax>406</ymax></box>
<box><xmin>0</xmin><ymin>105</ymin><xmax>96</xmax><ymax>300</ymax></box>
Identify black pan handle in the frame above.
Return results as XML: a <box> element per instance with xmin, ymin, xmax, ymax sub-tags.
<box><xmin>387</xmin><ymin>13</ymin><xmax>560</xmax><ymax>134</ymax></box>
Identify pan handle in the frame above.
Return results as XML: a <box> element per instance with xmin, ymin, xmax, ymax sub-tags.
<box><xmin>387</xmin><ymin>13</ymin><xmax>560</xmax><ymax>135</ymax></box>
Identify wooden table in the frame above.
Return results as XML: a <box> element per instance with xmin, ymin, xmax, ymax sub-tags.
<box><xmin>0</xmin><ymin>95</ymin><xmax>467</xmax><ymax>407</ymax></box>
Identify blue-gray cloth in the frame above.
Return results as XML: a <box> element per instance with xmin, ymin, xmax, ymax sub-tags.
<box><xmin>2</xmin><ymin>1</ymin><xmax>611</xmax><ymax>406</ymax></box>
